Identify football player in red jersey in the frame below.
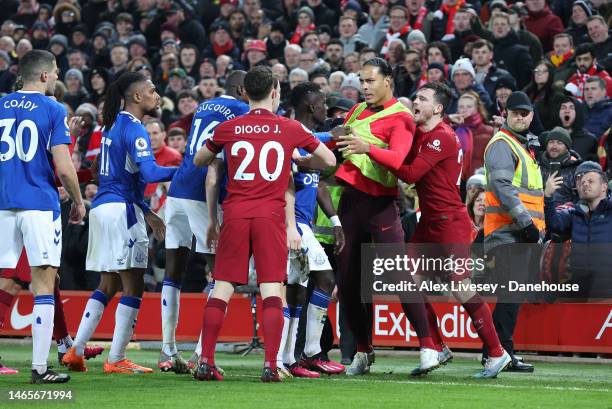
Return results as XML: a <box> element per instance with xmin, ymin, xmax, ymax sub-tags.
<box><xmin>341</xmin><ymin>82</ymin><xmax>511</xmax><ymax>379</ymax></box>
<box><xmin>333</xmin><ymin>58</ymin><xmax>416</xmax><ymax>376</ymax></box>
<box><xmin>192</xmin><ymin>66</ymin><xmax>336</xmax><ymax>383</ymax></box>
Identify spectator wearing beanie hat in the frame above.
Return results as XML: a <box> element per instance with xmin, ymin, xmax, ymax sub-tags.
<box><xmin>243</xmin><ymin>39</ymin><xmax>269</xmax><ymax>70</ymax></box>
<box><xmin>48</xmin><ymin>34</ymin><xmax>70</xmax><ymax>75</ymax></box>
<box><xmin>30</xmin><ymin>21</ymin><xmax>50</xmax><ymax>50</ymax></box>
<box><xmin>340</xmin><ymin>73</ymin><xmax>362</xmax><ymax>103</ymax></box>
<box><xmin>407</xmin><ymin>29</ymin><xmax>427</xmax><ymax>54</ymax></box>
<box><xmin>426</xmin><ymin>62</ymin><xmax>448</xmax><ymax>84</ymax></box>
<box><xmin>265</xmin><ymin>21</ymin><xmax>289</xmax><ymax>63</ymax></box>
<box><xmin>202</xmin><ymin>20</ymin><xmax>241</xmax><ymax>62</ymax></box>
<box><xmin>567</xmin><ymin>0</ymin><xmax>596</xmax><ymax>46</ymax></box>
<box><xmin>492</xmin><ymin>74</ymin><xmax>517</xmax><ymax>121</ymax></box>
<box><xmin>64</xmin><ymin>69</ymin><xmax>90</xmax><ymax>112</ymax></box>
<box><xmin>539</xmin><ymin>126</ymin><xmax>583</xmax><ymax>205</ymax></box>
<box><xmin>448</xmin><ymin>57</ymin><xmax>494</xmax><ymax>114</ymax></box>
<box><xmin>87</xmin><ymin>67</ymin><xmax>109</xmax><ymax>106</ymax></box>
<box><xmin>290</xmin><ymin>6</ymin><xmax>316</xmax><ymax>45</ymax></box>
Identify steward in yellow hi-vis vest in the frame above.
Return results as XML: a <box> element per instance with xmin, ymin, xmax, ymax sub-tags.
<box><xmin>481</xmin><ymin>91</ymin><xmax>541</xmax><ymax>373</ymax></box>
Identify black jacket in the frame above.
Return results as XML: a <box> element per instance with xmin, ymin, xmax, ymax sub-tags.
<box><xmin>478</xmin><ymin>63</ymin><xmax>511</xmax><ymax>103</ymax></box>
<box><xmin>553</xmin><ymin>98</ymin><xmax>599</xmax><ymax>162</ymax></box>
<box><xmin>493</xmin><ymin>30</ymin><xmax>534</xmax><ymax>89</ymax></box>
<box><xmin>178</xmin><ymin>19</ymin><xmax>208</xmax><ymax>52</ymax></box>
<box><xmin>539</xmin><ymin>149</ymin><xmax>582</xmax><ymax>205</ymax></box>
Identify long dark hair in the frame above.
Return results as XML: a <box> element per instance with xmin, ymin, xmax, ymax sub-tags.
<box><xmin>523</xmin><ymin>60</ymin><xmax>555</xmax><ymax>102</ymax></box>
<box><xmin>102</xmin><ymin>71</ymin><xmax>147</xmax><ymax>130</ymax></box>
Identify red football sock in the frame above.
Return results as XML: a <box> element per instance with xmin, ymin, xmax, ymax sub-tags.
<box><xmin>424</xmin><ymin>301</ymin><xmax>443</xmax><ymax>352</ymax></box>
<box><xmin>200</xmin><ymin>297</ymin><xmax>228</xmax><ymax>366</ymax></box>
<box><xmin>463</xmin><ymin>294</ymin><xmax>504</xmax><ymax>357</ymax></box>
<box><xmin>262</xmin><ymin>296</ymin><xmax>283</xmax><ymax>370</ymax></box>
<box><xmin>53</xmin><ymin>283</ymin><xmax>69</xmax><ymax>340</ymax></box>
<box><xmin>400</xmin><ymin>300</ymin><xmax>436</xmax><ymax>349</ymax></box>
<box><xmin>0</xmin><ymin>289</ymin><xmax>15</xmax><ymax>329</ymax></box>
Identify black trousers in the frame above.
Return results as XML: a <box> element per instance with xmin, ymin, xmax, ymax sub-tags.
<box><xmin>483</xmin><ymin>243</ymin><xmax>536</xmax><ymax>359</ymax></box>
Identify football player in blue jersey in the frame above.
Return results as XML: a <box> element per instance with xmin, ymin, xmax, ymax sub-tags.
<box><xmin>0</xmin><ymin>50</ymin><xmax>86</xmax><ymax>384</ymax></box>
<box><xmin>158</xmin><ymin>70</ymin><xmax>250</xmax><ymax>373</ymax></box>
<box><xmin>280</xmin><ymin>83</ymin><xmax>346</xmax><ymax>377</ymax></box>
<box><xmin>62</xmin><ymin>72</ymin><xmax>177</xmax><ymax>374</ymax></box>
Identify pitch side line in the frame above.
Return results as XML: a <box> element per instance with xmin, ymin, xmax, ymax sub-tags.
<box><xmin>230</xmin><ymin>374</ymin><xmax>610</xmax><ymax>393</ymax></box>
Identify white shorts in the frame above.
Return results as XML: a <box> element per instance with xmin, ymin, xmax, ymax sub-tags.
<box><xmin>287</xmin><ymin>223</ymin><xmax>332</xmax><ymax>286</ymax></box>
<box><xmin>164</xmin><ymin>197</ymin><xmax>221</xmax><ymax>254</ymax></box>
<box><xmin>86</xmin><ymin>202</ymin><xmax>149</xmax><ymax>272</ymax></box>
<box><xmin>0</xmin><ymin>210</ymin><xmax>62</xmax><ymax>268</ymax></box>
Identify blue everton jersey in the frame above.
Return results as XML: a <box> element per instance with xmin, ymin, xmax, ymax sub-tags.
<box><xmin>168</xmin><ymin>96</ymin><xmax>249</xmax><ymax>202</ymax></box>
<box><xmin>0</xmin><ymin>91</ymin><xmax>71</xmax><ymax>212</ymax></box>
<box><xmin>293</xmin><ymin>131</ymin><xmax>331</xmax><ymax>226</ymax></box>
<box><xmin>92</xmin><ymin>111</ymin><xmax>155</xmax><ymax>208</ymax></box>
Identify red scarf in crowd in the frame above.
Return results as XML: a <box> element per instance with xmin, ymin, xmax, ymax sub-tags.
<box><xmin>408</xmin><ymin>7</ymin><xmax>428</xmax><ymax>31</ymax></box>
<box><xmin>290</xmin><ymin>23</ymin><xmax>315</xmax><ymax>45</ymax></box>
<box><xmin>574</xmin><ymin>64</ymin><xmax>598</xmax><ymax>100</ymax></box>
<box><xmin>212</xmin><ymin>38</ymin><xmax>235</xmax><ymax>57</ymax></box>
<box><xmin>550</xmin><ymin>49</ymin><xmax>574</xmax><ymax>67</ymax></box>
<box><xmin>440</xmin><ymin>0</ymin><xmax>465</xmax><ymax>36</ymax></box>
<box><xmin>381</xmin><ymin>24</ymin><xmax>410</xmax><ymax>57</ymax></box>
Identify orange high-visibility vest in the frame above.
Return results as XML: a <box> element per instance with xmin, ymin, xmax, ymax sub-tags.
<box><xmin>484</xmin><ymin>130</ymin><xmax>545</xmax><ymax>239</ymax></box>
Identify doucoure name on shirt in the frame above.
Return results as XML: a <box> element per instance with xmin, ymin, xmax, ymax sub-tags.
<box><xmin>4</xmin><ymin>99</ymin><xmax>38</xmax><ymax>111</ymax></box>
<box><xmin>196</xmin><ymin>103</ymin><xmax>237</xmax><ymax>120</ymax></box>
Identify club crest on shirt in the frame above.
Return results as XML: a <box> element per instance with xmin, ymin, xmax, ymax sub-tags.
<box><xmin>135</xmin><ymin>137</ymin><xmax>148</xmax><ymax>150</ymax></box>
<box><xmin>427</xmin><ymin>139</ymin><xmax>442</xmax><ymax>152</ymax></box>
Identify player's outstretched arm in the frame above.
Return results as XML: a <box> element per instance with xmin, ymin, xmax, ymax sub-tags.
<box><xmin>138</xmin><ymin>161</ymin><xmax>177</xmax><ymax>183</ymax></box>
<box><xmin>285</xmin><ymin>177</ymin><xmax>301</xmax><ymax>251</ymax></box>
<box><xmin>293</xmin><ymin>143</ymin><xmax>336</xmax><ymax>170</ymax></box>
<box><xmin>193</xmin><ymin>145</ymin><xmax>217</xmax><ymax>167</ymax></box>
<box><xmin>52</xmin><ymin>144</ymin><xmax>86</xmax><ymax>223</ymax></box>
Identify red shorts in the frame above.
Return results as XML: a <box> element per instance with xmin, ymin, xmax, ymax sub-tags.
<box><xmin>409</xmin><ymin>211</ymin><xmax>472</xmax><ymax>281</ymax></box>
<box><xmin>214</xmin><ymin>218</ymin><xmax>287</xmax><ymax>285</ymax></box>
<box><xmin>0</xmin><ymin>250</ymin><xmax>31</xmax><ymax>284</ymax></box>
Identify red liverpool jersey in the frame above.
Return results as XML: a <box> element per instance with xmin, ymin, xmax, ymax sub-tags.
<box><xmin>395</xmin><ymin>121</ymin><xmax>466</xmax><ymax>220</ymax></box>
<box><xmin>205</xmin><ymin>108</ymin><xmax>320</xmax><ymax>222</ymax></box>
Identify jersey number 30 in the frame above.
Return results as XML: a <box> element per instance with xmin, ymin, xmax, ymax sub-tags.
<box><xmin>0</xmin><ymin>118</ymin><xmax>38</xmax><ymax>162</ymax></box>
<box><xmin>232</xmin><ymin>141</ymin><xmax>284</xmax><ymax>182</ymax></box>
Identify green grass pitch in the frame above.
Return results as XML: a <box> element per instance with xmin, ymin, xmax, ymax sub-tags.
<box><xmin>0</xmin><ymin>345</ymin><xmax>610</xmax><ymax>409</ymax></box>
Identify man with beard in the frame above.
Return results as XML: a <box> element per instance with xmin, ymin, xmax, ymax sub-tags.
<box><xmin>374</xmin><ymin>81</ymin><xmax>512</xmax><ymax>379</ymax></box>
<box><xmin>566</xmin><ymin>43</ymin><xmax>612</xmax><ymax>101</ymax></box>
<box><xmin>538</xmin><ymin>127</ymin><xmax>582</xmax><ymax>205</ymax></box>
<box><xmin>483</xmin><ymin>91</ymin><xmax>543</xmax><ymax>373</ymax></box>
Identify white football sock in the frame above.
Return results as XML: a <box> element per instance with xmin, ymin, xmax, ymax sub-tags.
<box><xmin>283</xmin><ymin>306</ymin><xmax>301</xmax><ymax>366</ymax></box>
<box><xmin>304</xmin><ymin>289</ymin><xmax>331</xmax><ymax>357</ymax></box>
<box><xmin>108</xmin><ymin>296</ymin><xmax>141</xmax><ymax>364</ymax></box>
<box><xmin>32</xmin><ymin>295</ymin><xmax>55</xmax><ymax>374</ymax></box>
<box><xmin>161</xmin><ymin>280</ymin><xmax>181</xmax><ymax>356</ymax></box>
<box><xmin>74</xmin><ymin>290</ymin><xmax>107</xmax><ymax>356</ymax></box>
<box><xmin>276</xmin><ymin>307</ymin><xmax>290</xmax><ymax>368</ymax></box>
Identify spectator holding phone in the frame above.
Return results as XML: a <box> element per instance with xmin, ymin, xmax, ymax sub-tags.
<box><xmin>539</xmin><ymin>127</ymin><xmax>583</xmax><ymax>205</ymax></box>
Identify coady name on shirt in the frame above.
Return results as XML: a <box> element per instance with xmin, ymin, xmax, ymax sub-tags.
<box><xmin>3</xmin><ymin>99</ymin><xmax>39</xmax><ymax>111</ymax></box>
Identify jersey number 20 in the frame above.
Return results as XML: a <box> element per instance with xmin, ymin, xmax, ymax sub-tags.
<box><xmin>0</xmin><ymin>118</ymin><xmax>38</xmax><ymax>162</ymax></box>
<box><xmin>232</xmin><ymin>141</ymin><xmax>284</xmax><ymax>181</ymax></box>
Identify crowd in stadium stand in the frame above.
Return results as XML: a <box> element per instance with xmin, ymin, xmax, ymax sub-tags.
<box><xmin>1</xmin><ymin>0</ymin><xmax>610</xmax><ymax>291</ymax></box>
